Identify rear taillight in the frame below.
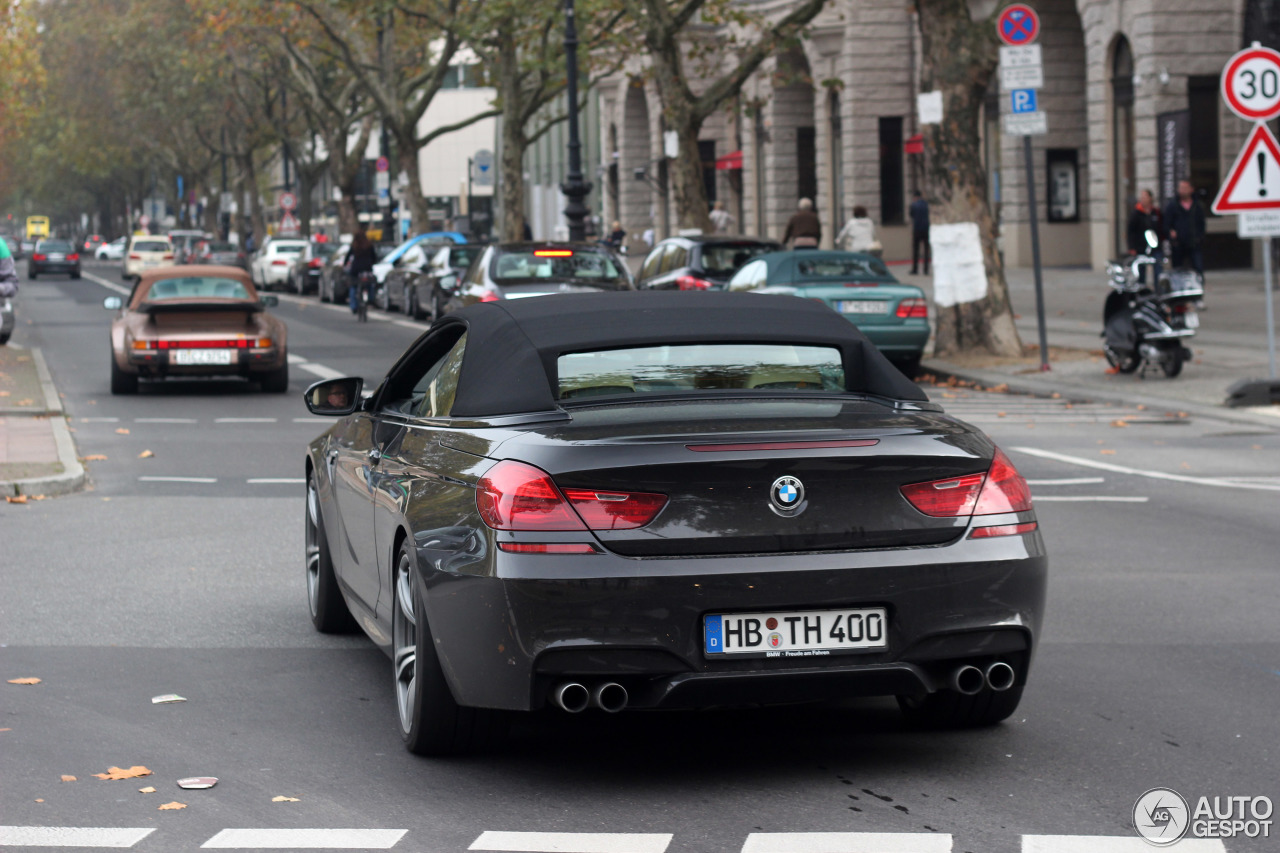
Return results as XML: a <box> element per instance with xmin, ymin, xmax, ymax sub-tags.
<box><xmin>32</xmin><ymin>253</ymin><xmax>46</xmax><ymax>261</ymax></box>
<box><xmin>162</xmin><ymin>253</ymin><xmax>175</xmax><ymax>260</ymax></box>
<box><xmin>128</xmin><ymin>253</ymin><xmax>141</xmax><ymax>260</ymax></box>
<box><xmin>67</xmin><ymin>253</ymin><xmax>79</xmax><ymax>262</ymax></box>
<box><xmin>900</xmin><ymin>449</ymin><xmax>1034</xmax><ymax>533</ymax></box>
<box><xmin>562</xmin><ymin>489</ymin><xmax>668</xmax><ymax>530</ymax></box>
<box><xmin>479</xmin><ymin>289</ymin><xmax>500</xmax><ymax>303</ymax></box>
<box><xmin>676</xmin><ymin>274</ymin><xmax>714</xmax><ymax>291</ymax></box>
<box><xmin>497</xmin><ymin>542</ymin><xmax>600</xmax><ymax>554</ymax></box>
<box><xmin>1172</xmin><ymin>303</ymin><xmax>1191</xmax><ymax>314</ymax></box>
<box><xmin>308</xmin><ymin>258</ymin><xmax>323</xmax><ymax>268</ymax></box>
<box><xmin>476</xmin><ymin>460</ymin><xmax>667</xmax><ymax>532</ymax></box>
<box><xmin>896</xmin><ymin>298</ymin><xmax>929</xmax><ymax>318</ymax></box>
<box><xmin>271</xmin><ymin>259</ymin><xmax>288</xmax><ymax>266</ymax></box>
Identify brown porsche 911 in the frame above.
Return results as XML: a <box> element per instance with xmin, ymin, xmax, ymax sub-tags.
<box><xmin>103</xmin><ymin>265</ymin><xmax>289</xmax><ymax>394</ymax></box>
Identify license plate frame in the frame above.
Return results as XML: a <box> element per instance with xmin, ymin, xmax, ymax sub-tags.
<box><xmin>704</xmin><ymin>607</ymin><xmax>888</xmax><ymax>657</ymax></box>
<box><xmin>173</xmin><ymin>349</ymin><xmax>234</xmax><ymax>366</ymax></box>
<box><xmin>838</xmin><ymin>300</ymin><xmax>889</xmax><ymax>315</ymax></box>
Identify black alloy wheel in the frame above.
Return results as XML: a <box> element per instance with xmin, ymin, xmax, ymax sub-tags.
<box><xmin>305</xmin><ymin>477</ymin><xmax>357</xmax><ymax>633</ymax></box>
<box><xmin>407</xmin><ymin>289</ymin><xmax>422</xmax><ymax>321</ymax></box>
<box><xmin>1161</xmin><ymin>346</ymin><xmax>1185</xmax><ymax>378</ymax></box>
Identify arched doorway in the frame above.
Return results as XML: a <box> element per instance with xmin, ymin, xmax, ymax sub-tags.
<box><xmin>620</xmin><ymin>80</ymin><xmax>652</xmax><ymax>240</ymax></box>
<box><xmin>1111</xmin><ymin>36</ymin><xmax>1136</xmax><ymax>256</ymax></box>
<box><xmin>764</xmin><ymin>46</ymin><xmax>816</xmax><ymax>239</ymax></box>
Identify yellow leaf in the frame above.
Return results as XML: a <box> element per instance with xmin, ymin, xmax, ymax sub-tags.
<box><xmin>1110</xmin><ymin>419</ymin><xmax>1129</xmax><ymax>428</ymax></box>
<box><xmin>139</xmin><ymin>786</ymin><xmax>156</xmax><ymax>793</ymax></box>
<box><xmin>92</xmin><ymin>765</ymin><xmax>152</xmax><ymax>781</ymax></box>
<box><xmin>7</xmin><ymin>677</ymin><xmax>41</xmax><ymax>684</ymax></box>
<box><xmin>80</xmin><ymin>454</ymin><xmax>108</xmax><ymax>461</ymax></box>
<box><xmin>61</xmin><ymin>775</ymin><xmax>76</xmax><ymax>782</ymax></box>
<box><xmin>272</xmin><ymin>795</ymin><xmax>301</xmax><ymax>802</ymax></box>
<box><xmin>138</xmin><ymin>450</ymin><xmax>154</xmax><ymax>458</ymax></box>
<box><xmin>1100</xmin><ymin>449</ymin><xmax>1117</xmax><ymax>455</ymax></box>
<box><xmin>16</xmin><ymin>398</ymin><xmax>34</xmax><ymax>406</ymax></box>
<box><xmin>116</xmin><ymin>428</ymin><xmax>130</xmax><ymax>434</ymax></box>
<box><xmin>5</xmin><ymin>496</ymin><xmax>28</xmax><ymax>504</ymax></box>
<box><xmin>157</xmin><ymin>801</ymin><xmax>187</xmax><ymax>810</ymax></box>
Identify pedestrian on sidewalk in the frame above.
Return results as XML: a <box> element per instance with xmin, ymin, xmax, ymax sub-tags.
<box><xmin>1126</xmin><ymin>189</ymin><xmax>1161</xmax><ymax>284</ymax></box>
<box><xmin>909</xmin><ymin>191</ymin><xmax>930</xmax><ymax>275</ymax></box>
<box><xmin>835</xmin><ymin>206</ymin><xmax>881</xmax><ymax>257</ymax></box>
<box><xmin>709</xmin><ymin>201</ymin><xmax>735</xmax><ymax>234</ymax></box>
<box><xmin>1163</xmin><ymin>180</ymin><xmax>1205</xmax><ymax>278</ymax></box>
<box><xmin>782</xmin><ymin>198</ymin><xmax>821</xmax><ymax>249</ymax></box>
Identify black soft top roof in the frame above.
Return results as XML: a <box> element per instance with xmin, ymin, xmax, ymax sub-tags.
<box><xmin>435</xmin><ymin>291</ymin><xmax>926</xmax><ymax>416</ymax></box>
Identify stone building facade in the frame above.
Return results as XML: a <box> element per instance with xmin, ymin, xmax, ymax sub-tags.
<box><xmin>595</xmin><ymin>0</ymin><xmax>1273</xmax><ymax>270</ymax></box>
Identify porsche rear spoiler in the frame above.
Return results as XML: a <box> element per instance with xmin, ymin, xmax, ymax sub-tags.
<box><xmin>140</xmin><ymin>300</ymin><xmax>272</xmax><ymax>316</ymax></box>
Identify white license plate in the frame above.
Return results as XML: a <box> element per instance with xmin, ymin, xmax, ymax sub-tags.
<box><xmin>174</xmin><ymin>349</ymin><xmax>234</xmax><ymax>366</ymax></box>
<box><xmin>1184</xmin><ymin>310</ymin><xmax>1199</xmax><ymax>329</ymax></box>
<box><xmin>838</xmin><ymin>300</ymin><xmax>888</xmax><ymax>314</ymax></box>
<box><xmin>704</xmin><ymin>608</ymin><xmax>887</xmax><ymax>656</ymax></box>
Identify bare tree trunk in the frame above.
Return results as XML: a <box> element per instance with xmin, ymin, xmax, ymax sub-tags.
<box><xmin>498</xmin><ymin>68</ymin><xmax>530</xmax><ymax>241</ymax></box>
<box><xmin>395</xmin><ymin>131</ymin><xmax>429</xmax><ymax>230</ymax></box>
<box><xmin>915</xmin><ymin>0</ymin><xmax>1022</xmax><ymax>358</ymax></box>
<box><xmin>668</xmin><ymin>115</ymin><xmax>713</xmax><ymax>233</ymax></box>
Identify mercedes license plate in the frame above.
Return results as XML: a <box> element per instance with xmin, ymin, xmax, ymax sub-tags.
<box><xmin>838</xmin><ymin>300</ymin><xmax>888</xmax><ymax>314</ymax></box>
<box><xmin>704</xmin><ymin>608</ymin><xmax>887</xmax><ymax>657</ymax></box>
<box><xmin>174</xmin><ymin>349</ymin><xmax>233</xmax><ymax>366</ymax></box>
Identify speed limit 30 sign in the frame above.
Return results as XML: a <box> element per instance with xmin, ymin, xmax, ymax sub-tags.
<box><xmin>1223</xmin><ymin>43</ymin><xmax>1280</xmax><ymax>121</ymax></box>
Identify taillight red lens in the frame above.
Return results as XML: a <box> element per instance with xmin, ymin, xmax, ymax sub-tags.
<box><xmin>969</xmin><ymin>521</ymin><xmax>1038</xmax><ymax>539</ymax></box>
<box><xmin>676</xmin><ymin>274</ymin><xmax>714</xmax><ymax>291</ymax></box>
<box><xmin>900</xmin><ymin>449</ymin><xmax>1033</xmax><ymax>521</ymax></box>
<box><xmin>271</xmin><ymin>259</ymin><xmax>288</xmax><ymax>265</ymax></box>
<box><xmin>32</xmin><ymin>253</ymin><xmax>46</xmax><ymax>261</ymax></box>
<box><xmin>562</xmin><ymin>489</ymin><xmax>668</xmax><ymax>530</ymax></box>
<box><xmin>476</xmin><ymin>461</ymin><xmax>586</xmax><ymax>531</ymax></box>
<box><xmin>308</xmin><ymin>258</ymin><xmax>323</xmax><ymax>268</ymax></box>
<box><xmin>497</xmin><ymin>542</ymin><xmax>600</xmax><ymax>554</ymax></box>
<box><xmin>479</xmin><ymin>290</ymin><xmax>499</xmax><ymax>303</ymax></box>
<box><xmin>162</xmin><ymin>253</ymin><xmax>175</xmax><ymax>260</ymax></box>
<box><xmin>896</xmin><ymin>298</ymin><xmax>929</xmax><ymax>318</ymax></box>
<box><xmin>67</xmin><ymin>253</ymin><xmax>79</xmax><ymax>261</ymax></box>
<box><xmin>973</xmin><ymin>449</ymin><xmax>1034</xmax><ymax>515</ymax></box>
<box><xmin>128</xmin><ymin>253</ymin><xmax>141</xmax><ymax>260</ymax></box>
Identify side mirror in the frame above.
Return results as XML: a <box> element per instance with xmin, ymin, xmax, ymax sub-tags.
<box><xmin>103</xmin><ymin>296</ymin><xmax>123</xmax><ymax>310</ymax></box>
<box><xmin>304</xmin><ymin>377</ymin><xmax>364</xmax><ymax>416</ymax></box>
<box><xmin>260</xmin><ymin>295</ymin><xmax>279</xmax><ymax>308</ymax></box>
<box><xmin>1144</xmin><ymin>229</ymin><xmax>1159</xmax><ymax>250</ymax></box>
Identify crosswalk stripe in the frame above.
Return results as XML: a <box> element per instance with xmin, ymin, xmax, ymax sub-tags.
<box><xmin>0</xmin><ymin>826</ymin><xmax>155</xmax><ymax>847</ymax></box>
<box><xmin>741</xmin><ymin>833</ymin><xmax>952</xmax><ymax>852</ymax></box>
<box><xmin>201</xmin><ymin>828</ymin><xmax>408</xmax><ymax>849</ymax></box>
<box><xmin>138</xmin><ymin>476</ymin><xmax>218</xmax><ymax>483</ymax></box>
<box><xmin>1022</xmin><ymin>836</ymin><xmax>1227</xmax><ymax>852</ymax></box>
<box><xmin>470</xmin><ymin>831</ymin><xmax>673</xmax><ymax>853</ymax></box>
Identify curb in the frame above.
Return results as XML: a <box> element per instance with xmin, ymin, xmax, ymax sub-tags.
<box><xmin>1</xmin><ymin>347</ymin><xmax>85</xmax><ymax>498</ymax></box>
<box><xmin>921</xmin><ymin>359</ymin><xmax>1280</xmax><ymax>430</ymax></box>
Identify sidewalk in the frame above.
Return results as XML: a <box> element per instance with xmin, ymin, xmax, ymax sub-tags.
<box><xmin>0</xmin><ymin>345</ymin><xmax>84</xmax><ymax>498</ymax></box>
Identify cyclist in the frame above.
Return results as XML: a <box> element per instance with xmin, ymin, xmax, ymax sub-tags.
<box><xmin>344</xmin><ymin>231</ymin><xmax>377</xmax><ymax>314</ymax></box>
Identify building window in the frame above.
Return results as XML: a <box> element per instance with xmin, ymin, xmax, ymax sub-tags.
<box><xmin>879</xmin><ymin>117</ymin><xmax>905</xmax><ymax>225</ymax></box>
<box><xmin>699</xmin><ymin>140</ymin><xmax>717</xmax><ymax>205</ymax></box>
<box><xmin>797</xmin><ymin>127</ymin><xmax>816</xmax><ymax>203</ymax></box>
<box><xmin>1187</xmin><ymin>76</ymin><xmax>1220</xmax><ymax>203</ymax></box>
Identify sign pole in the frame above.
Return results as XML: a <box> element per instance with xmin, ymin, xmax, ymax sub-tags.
<box><xmin>1023</xmin><ymin>134</ymin><xmax>1050</xmax><ymax>371</ymax></box>
<box><xmin>1266</xmin><ymin>236</ymin><xmax>1278</xmax><ymax>379</ymax></box>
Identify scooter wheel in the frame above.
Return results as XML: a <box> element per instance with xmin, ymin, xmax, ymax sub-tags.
<box><xmin>1105</xmin><ymin>347</ymin><xmax>1141</xmax><ymax>374</ymax></box>
<box><xmin>1161</xmin><ymin>348</ymin><xmax>1185</xmax><ymax>378</ymax></box>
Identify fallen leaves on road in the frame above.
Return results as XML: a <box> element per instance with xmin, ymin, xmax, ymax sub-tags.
<box><xmin>61</xmin><ymin>775</ymin><xmax>76</xmax><ymax>782</ymax></box>
<box><xmin>139</xmin><ymin>786</ymin><xmax>156</xmax><ymax>793</ymax></box>
<box><xmin>997</xmin><ymin>412</ymin><xmax>1007</xmax><ymax>418</ymax></box>
<box><xmin>1136</xmin><ymin>404</ymin><xmax>1147</xmax><ymax>410</ymax></box>
<box><xmin>16</xmin><ymin>398</ymin><xmax>34</xmax><ymax>406</ymax></box>
<box><xmin>1110</xmin><ymin>419</ymin><xmax>1129</xmax><ymax>428</ymax></box>
<box><xmin>138</xmin><ymin>450</ymin><xmax>154</xmax><ymax>458</ymax></box>
<box><xmin>0</xmin><ymin>390</ymin><xmax>9</xmax><ymax>397</ymax></box>
<box><xmin>1100</xmin><ymin>449</ymin><xmax>1117</xmax><ymax>455</ymax></box>
<box><xmin>1180</xmin><ymin>462</ymin><xmax>1192</xmax><ymax>469</ymax></box>
<box><xmin>115</xmin><ymin>428</ymin><xmax>130</xmax><ymax>434</ymax></box>
<box><xmin>93</xmin><ymin>765</ymin><xmax>153</xmax><ymax>781</ymax></box>
<box><xmin>0</xmin><ymin>727</ymin><xmax>11</xmax><ymax>731</ymax></box>
<box><xmin>80</xmin><ymin>454</ymin><xmax>108</xmax><ymax>461</ymax></box>
<box><xmin>7</xmin><ymin>677</ymin><xmax>41</xmax><ymax>684</ymax></box>
<box><xmin>272</xmin><ymin>795</ymin><xmax>301</xmax><ymax>802</ymax></box>
<box><xmin>1051</xmin><ymin>392</ymin><xmax>1062</xmax><ymax>399</ymax></box>
<box><xmin>157</xmin><ymin>801</ymin><xmax>187</xmax><ymax>810</ymax></box>
<box><xmin>5</xmin><ymin>496</ymin><xmax>28</xmax><ymax>504</ymax></box>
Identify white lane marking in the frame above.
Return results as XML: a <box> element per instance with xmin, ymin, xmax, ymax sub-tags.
<box><xmin>1022</xmin><ymin>837</ymin><xmax>1226</xmax><ymax>852</ymax></box>
<box><xmin>1026</xmin><ymin>477</ymin><xmax>1106</xmax><ymax>486</ymax></box>
<box><xmin>471</xmin><ymin>833</ymin><xmax>673</xmax><ymax>853</ymax></box>
<box><xmin>202</xmin><ymin>828</ymin><xmax>408</xmax><ymax>849</ymax></box>
<box><xmin>1011</xmin><ymin>446</ymin><xmax>1280</xmax><ymax>492</ymax></box>
<box><xmin>138</xmin><ymin>476</ymin><xmax>218</xmax><ymax>483</ymax></box>
<box><xmin>1032</xmin><ymin>496</ymin><xmax>1149</xmax><ymax>502</ymax></box>
<box><xmin>391</xmin><ymin>318</ymin><xmax>424</xmax><ymax>329</ymax></box>
<box><xmin>215</xmin><ymin>417</ymin><xmax>278</xmax><ymax>423</ymax></box>
<box><xmin>293</xmin><ymin>417</ymin><xmax>331</xmax><ymax>423</ymax></box>
<box><xmin>135</xmin><ymin>417</ymin><xmax>198</xmax><ymax>424</ymax></box>
<box><xmin>742</xmin><ymin>833</ymin><xmax>952</xmax><ymax>853</ymax></box>
<box><xmin>80</xmin><ymin>269</ymin><xmax>131</xmax><ymax>295</ymax></box>
<box><xmin>248</xmin><ymin>478</ymin><xmax>306</xmax><ymax>484</ymax></box>
<box><xmin>287</xmin><ymin>353</ymin><xmax>306</xmax><ymax>364</ymax></box>
<box><xmin>298</xmin><ymin>362</ymin><xmax>347</xmax><ymax>381</ymax></box>
<box><xmin>80</xmin><ymin>417</ymin><xmax>121</xmax><ymax>423</ymax></box>
<box><xmin>0</xmin><ymin>826</ymin><xmax>155</xmax><ymax>847</ymax></box>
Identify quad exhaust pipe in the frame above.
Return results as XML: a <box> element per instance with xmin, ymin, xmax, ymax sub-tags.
<box><xmin>984</xmin><ymin>661</ymin><xmax>1016</xmax><ymax>692</ymax></box>
<box><xmin>950</xmin><ymin>662</ymin><xmax>1016</xmax><ymax>695</ymax></box>
<box><xmin>551</xmin><ymin>681</ymin><xmax>629</xmax><ymax>713</ymax></box>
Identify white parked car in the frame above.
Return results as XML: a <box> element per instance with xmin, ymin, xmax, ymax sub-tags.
<box><xmin>96</xmin><ymin>237</ymin><xmax>127</xmax><ymax>260</ymax></box>
<box><xmin>250</xmin><ymin>239</ymin><xmax>308</xmax><ymax>291</ymax></box>
<box><xmin>123</xmin><ymin>236</ymin><xmax>175</xmax><ymax>281</ymax></box>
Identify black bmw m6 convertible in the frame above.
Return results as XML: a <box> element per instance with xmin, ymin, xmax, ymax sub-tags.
<box><xmin>303</xmin><ymin>291</ymin><xmax>1047</xmax><ymax>755</ymax></box>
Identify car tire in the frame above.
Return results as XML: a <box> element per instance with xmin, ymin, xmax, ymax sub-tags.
<box><xmin>28</xmin><ymin>270</ymin><xmax>36</xmax><ymax>280</ymax></box>
<box><xmin>71</xmin><ymin>271</ymin><xmax>81</xmax><ymax>280</ymax></box>
<box><xmin>393</xmin><ymin>543</ymin><xmax>508</xmax><ymax>756</ymax></box>
<box><xmin>892</xmin><ymin>356</ymin><xmax>922</xmax><ymax>380</ymax></box>
<box><xmin>305</xmin><ymin>477</ymin><xmax>358</xmax><ymax>633</ymax></box>
<box><xmin>376</xmin><ymin>286</ymin><xmax>389</xmax><ymax>312</ymax></box>
<box><xmin>407</xmin><ymin>289</ymin><xmax>423</xmax><ymax>320</ymax></box>
<box><xmin>110</xmin><ymin>359</ymin><xmax>138</xmax><ymax>395</ymax></box>
<box><xmin>897</xmin><ymin>683</ymin><xmax>1024</xmax><ymax>729</ymax></box>
<box><xmin>432</xmin><ymin>289</ymin><xmax>446</xmax><ymax>322</ymax></box>
<box><xmin>261</xmin><ymin>362</ymin><xmax>289</xmax><ymax>393</ymax></box>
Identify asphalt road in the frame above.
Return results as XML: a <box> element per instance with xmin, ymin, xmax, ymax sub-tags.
<box><xmin>2</xmin><ymin>261</ymin><xmax>1279</xmax><ymax>853</ymax></box>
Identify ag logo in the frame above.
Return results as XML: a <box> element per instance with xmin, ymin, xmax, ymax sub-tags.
<box><xmin>1133</xmin><ymin>787</ymin><xmax>1190</xmax><ymax>845</ymax></box>
<box><xmin>769</xmin><ymin>476</ymin><xmax>806</xmax><ymax>515</ymax></box>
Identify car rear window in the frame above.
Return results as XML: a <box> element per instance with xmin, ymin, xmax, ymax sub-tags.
<box><xmin>794</xmin><ymin>256</ymin><xmax>893</xmax><ymax>279</ymax></box>
<box><xmin>699</xmin><ymin>242</ymin><xmax>779</xmax><ymax>275</ymax></box>
<box><xmin>39</xmin><ymin>241</ymin><xmax>73</xmax><ymax>252</ymax></box>
<box><xmin>448</xmin><ymin>247</ymin><xmax>480</xmax><ymax>268</ymax></box>
<box><xmin>208</xmin><ymin>241</ymin><xmax>237</xmax><ymax>252</ymax></box>
<box><xmin>492</xmin><ymin>248</ymin><xmax>627</xmax><ymax>286</ymax></box>
<box><xmin>133</xmin><ymin>240</ymin><xmax>171</xmax><ymax>252</ymax></box>
<box><xmin>557</xmin><ymin>344</ymin><xmax>846</xmax><ymax>399</ymax></box>
<box><xmin>272</xmin><ymin>244</ymin><xmax>305</xmax><ymax>255</ymax></box>
<box><xmin>144</xmin><ymin>277</ymin><xmax>250</xmax><ymax>301</ymax></box>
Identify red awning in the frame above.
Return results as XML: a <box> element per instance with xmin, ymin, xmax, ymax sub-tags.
<box><xmin>715</xmin><ymin>150</ymin><xmax>743</xmax><ymax>171</ymax></box>
<box><xmin>904</xmin><ymin>134</ymin><xmax>924</xmax><ymax>155</ymax></box>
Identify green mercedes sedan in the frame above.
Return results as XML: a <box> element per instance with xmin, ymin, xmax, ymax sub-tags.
<box><xmin>727</xmin><ymin>251</ymin><xmax>930</xmax><ymax>378</ymax></box>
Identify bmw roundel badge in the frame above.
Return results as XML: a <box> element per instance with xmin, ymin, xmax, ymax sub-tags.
<box><xmin>770</xmin><ymin>475</ymin><xmax>806</xmax><ymax>514</ymax></box>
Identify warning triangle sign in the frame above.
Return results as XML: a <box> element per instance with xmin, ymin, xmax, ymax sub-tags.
<box><xmin>1212</xmin><ymin>122</ymin><xmax>1280</xmax><ymax>213</ymax></box>
<box><xmin>278</xmin><ymin>211</ymin><xmax>301</xmax><ymax>235</ymax></box>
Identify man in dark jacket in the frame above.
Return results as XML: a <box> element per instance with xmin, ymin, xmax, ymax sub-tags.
<box><xmin>909</xmin><ymin>191</ymin><xmax>930</xmax><ymax>275</ymax></box>
<box><xmin>1163</xmin><ymin>180</ymin><xmax>1205</xmax><ymax>276</ymax></box>
<box><xmin>1127</xmin><ymin>189</ymin><xmax>1161</xmax><ymax>283</ymax></box>
<box><xmin>782</xmin><ymin>198</ymin><xmax>821</xmax><ymax>248</ymax></box>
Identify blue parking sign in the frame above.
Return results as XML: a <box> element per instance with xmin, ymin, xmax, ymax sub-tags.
<box><xmin>1011</xmin><ymin>88</ymin><xmax>1038</xmax><ymax>114</ymax></box>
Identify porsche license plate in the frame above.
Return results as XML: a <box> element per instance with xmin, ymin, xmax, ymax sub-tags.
<box><xmin>704</xmin><ymin>608</ymin><xmax>887</xmax><ymax>656</ymax></box>
<box><xmin>174</xmin><ymin>349</ymin><xmax>233</xmax><ymax>366</ymax></box>
<box><xmin>838</xmin><ymin>300</ymin><xmax>888</xmax><ymax>314</ymax></box>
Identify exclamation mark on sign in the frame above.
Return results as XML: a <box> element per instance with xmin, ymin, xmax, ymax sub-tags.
<box><xmin>1259</xmin><ymin>152</ymin><xmax>1268</xmax><ymax>197</ymax></box>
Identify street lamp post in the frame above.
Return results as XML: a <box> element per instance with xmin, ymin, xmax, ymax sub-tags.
<box><xmin>560</xmin><ymin>0</ymin><xmax>592</xmax><ymax>241</ymax></box>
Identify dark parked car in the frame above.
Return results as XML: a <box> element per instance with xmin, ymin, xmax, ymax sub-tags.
<box><xmin>636</xmin><ymin>235</ymin><xmax>781</xmax><ymax>291</ymax></box>
<box><xmin>443</xmin><ymin>242</ymin><xmax>632</xmax><ymax>311</ymax></box>
<box><xmin>301</xmin><ymin>291</ymin><xmax>1046</xmax><ymax>755</ymax></box>
<box><xmin>319</xmin><ymin>241</ymin><xmax>396</xmax><ymax>305</ymax></box>
<box><xmin>402</xmin><ymin>244</ymin><xmax>484</xmax><ymax>320</ymax></box>
<box><xmin>287</xmin><ymin>241</ymin><xmax>338</xmax><ymax>295</ymax></box>
<box><xmin>28</xmin><ymin>239</ymin><xmax>81</xmax><ymax>279</ymax></box>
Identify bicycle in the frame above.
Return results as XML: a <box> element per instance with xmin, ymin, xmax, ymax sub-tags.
<box><xmin>355</xmin><ymin>272</ymin><xmax>374</xmax><ymax>323</ymax></box>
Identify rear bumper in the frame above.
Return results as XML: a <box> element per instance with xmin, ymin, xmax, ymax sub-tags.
<box><xmin>420</xmin><ymin>529</ymin><xmax>1047</xmax><ymax>712</ymax></box>
<box><xmin>30</xmin><ymin>261</ymin><xmax>80</xmax><ymax>274</ymax></box>
<box><xmin>842</xmin><ymin>321</ymin><xmax>930</xmax><ymax>359</ymax></box>
<box><xmin>121</xmin><ymin>346</ymin><xmax>285</xmax><ymax>377</ymax></box>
